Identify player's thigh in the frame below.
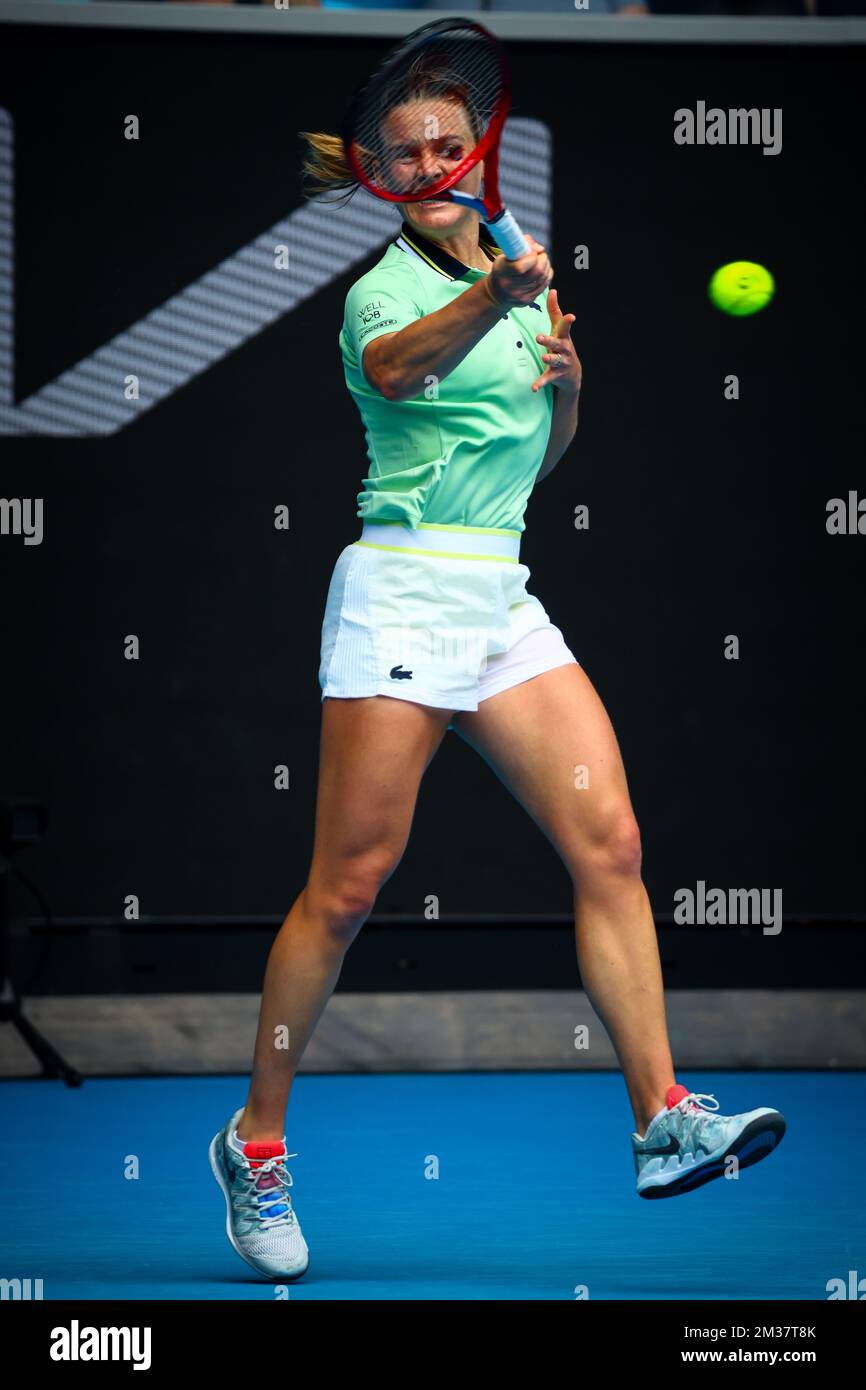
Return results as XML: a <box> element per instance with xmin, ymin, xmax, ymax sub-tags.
<box><xmin>307</xmin><ymin>694</ymin><xmax>452</xmax><ymax>911</ymax></box>
<box><xmin>450</xmin><ymin>662</ymin><xmax>639</xmax><ymax>878</ymax></box>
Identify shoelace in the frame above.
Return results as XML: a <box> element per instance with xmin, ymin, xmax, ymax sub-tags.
<box><xmin>672</xmin><ymin>1092</ymin><xmax>721</xmax><ymax>1148</ymax></box>
<box><xmin>238</xmin><ymin>1151</ymin><xmax>299</xmax><ymax>1228</ymax></box>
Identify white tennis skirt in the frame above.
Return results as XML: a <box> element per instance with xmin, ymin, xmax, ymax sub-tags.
<box><xmin>318</xmin><ymin>521</ymin><xmax>578</xmax><ymax>716</ymax></box>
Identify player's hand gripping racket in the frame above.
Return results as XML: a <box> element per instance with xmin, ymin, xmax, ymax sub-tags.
<box><xmin>342</xmin><ymin>18</ymin><xmax>530</xmax><ymax>261</ymax></box>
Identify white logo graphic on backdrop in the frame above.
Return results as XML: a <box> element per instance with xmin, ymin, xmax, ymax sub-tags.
<box><xmin>0</xmin><ymin>109</ymin><xmax>551</xmax><ymax>436</ymax></box>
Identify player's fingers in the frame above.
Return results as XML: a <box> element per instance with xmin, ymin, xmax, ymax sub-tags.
<box><xmin>511</xmin><ymin>243</ymin><xmax>545</xmax><ymax>274</ymax></box>
<box><xmin>522</xmin><ymin>259</ymin><xmax>549</xmax><ymax>279</ymax></box>
<box><xmin>536</xmin><ymin>333</ymin><xmax>574</xmax><ymax>349</ymax></box>
<box><xmin>519</xmin><ymin>245</ymin><xmax>549</xmax><ymax>270</ymax></box>
<box><xmin>544</xmin><ymin>316</ymin><xmax>575</xmax><ymax>342</ymax></box>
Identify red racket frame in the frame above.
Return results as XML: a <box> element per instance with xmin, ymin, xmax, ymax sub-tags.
<box><xmin>342</xmin><ymin>18</ymin><xmax>513</xmax><ymax>219</ymax></box>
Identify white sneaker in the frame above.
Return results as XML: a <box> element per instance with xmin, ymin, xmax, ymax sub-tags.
<box><xmin>632</xmin><ymin>1083</ymin><xmax>786</xmax><ymax>1199</ymax></box>
<box><xmin>209</xmin><ymin>1107</ymin><xmax>310</xmax><ymax>1279</ymax></box>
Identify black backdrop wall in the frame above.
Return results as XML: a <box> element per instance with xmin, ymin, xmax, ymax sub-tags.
<box><xmin>2</xmin><ymin>19</ymin><xmax>863</xmax><ymax>939</ymax></box>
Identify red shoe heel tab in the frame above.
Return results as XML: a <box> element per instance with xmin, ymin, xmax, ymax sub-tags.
<box><xmin>243</xmin><ymin>1140</ymin><xmax>286</xmax><ymax>1162</ymax></box>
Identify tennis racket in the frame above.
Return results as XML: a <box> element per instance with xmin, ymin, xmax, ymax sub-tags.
<box><xmin>342</xmin><ymin>17</ymin><xmax>530</xmax><ymax>262</ymax></box>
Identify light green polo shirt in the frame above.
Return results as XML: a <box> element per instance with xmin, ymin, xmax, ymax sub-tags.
<box><xmin>339</xmin><ymin>220</ymin><xmax>554</xmax><ymax>534</ymax></box>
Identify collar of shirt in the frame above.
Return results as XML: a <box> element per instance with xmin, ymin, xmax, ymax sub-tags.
<box><xmin>395</xmin><ymin>218</ymin><xmax>502</xmax><ymax>282</ymax></box>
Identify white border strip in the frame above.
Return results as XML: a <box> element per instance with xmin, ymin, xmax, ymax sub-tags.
<box><xmin>0</xmin><ymin>3</ymin><xmax>864</xmax><ymax>46</ymax></box>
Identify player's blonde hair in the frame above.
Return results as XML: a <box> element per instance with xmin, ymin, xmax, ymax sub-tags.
<box><xmin>298</xmin><ymin>132</ymin><xmax>359</xmax><ymax>205</ymax></box>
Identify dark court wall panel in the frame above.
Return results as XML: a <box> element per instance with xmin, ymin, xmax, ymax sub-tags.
<box><xmin>2</xmin><ymin>25</ymin><xmax>862</xmax><ymax>928</ymax></box>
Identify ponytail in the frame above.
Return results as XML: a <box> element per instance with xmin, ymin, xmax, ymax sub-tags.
<box><xmin>298</xmin><ymin>131</ymin><xmax>359</xmax><ymax>205</ymax></box>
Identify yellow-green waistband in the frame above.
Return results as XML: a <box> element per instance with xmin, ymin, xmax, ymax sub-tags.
<box><xmin>355</xmin><ymin>520</ymin><xmax>522</xmax><ymax>563</ymax></box>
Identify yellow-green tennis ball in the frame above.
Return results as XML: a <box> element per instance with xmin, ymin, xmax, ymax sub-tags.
<box><xmin>708</xmin><ymin>261</ymin><xmax>775</xmax><ymax>317</ymax></box>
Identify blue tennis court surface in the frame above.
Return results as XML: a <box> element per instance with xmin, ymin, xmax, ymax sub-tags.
<box><xmin>2</xmin><ymin>1071</ymin><xmax>862</xmax><ymax>1300</ymax></box>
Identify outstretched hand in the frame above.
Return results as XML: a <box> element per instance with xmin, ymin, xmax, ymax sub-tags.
<box><xmin>531</xmin><ymin>288</ymin><xmax>582</xmax><ymax>395</ymax></box>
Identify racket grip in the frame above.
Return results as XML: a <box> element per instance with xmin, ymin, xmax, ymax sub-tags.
<box><xmin>486</xmin><ymin>208</ymin><xmax>530</xmax><ymax>261</ymax></box>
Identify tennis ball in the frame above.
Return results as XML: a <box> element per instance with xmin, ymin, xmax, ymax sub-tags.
<box><xmin>708</xmin><ymin>261</ymin><xmax>775</xmax><ymax>317</ymax></box>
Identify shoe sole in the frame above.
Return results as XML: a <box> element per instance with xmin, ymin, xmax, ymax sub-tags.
<box><xmin>637</xmin><ymin>1111</ymin><xmax>787</xmax><ymax>1200</ymax></box>
<box><xmin>208</xmin><ymin>1129</ymin><xmax>310</xmax><ymax>1280</ymax></box>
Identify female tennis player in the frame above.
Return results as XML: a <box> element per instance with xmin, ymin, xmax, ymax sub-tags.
<box><xmin>208</xmin><ymin>69</ymin><xmax>786</xmax><ymax>1284</ymax></box>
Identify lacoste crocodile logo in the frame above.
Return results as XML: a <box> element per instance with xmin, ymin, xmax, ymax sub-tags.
<box><xmin>389</xmin><ymin>664</ymin><xmax>413</xmax><ymax>680</ymax></box>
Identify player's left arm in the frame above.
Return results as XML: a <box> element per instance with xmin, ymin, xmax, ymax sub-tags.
<box><xmin>532</xmin><ymin>288</ymin><xmax>582</xmax><ymax>483</ymax></box>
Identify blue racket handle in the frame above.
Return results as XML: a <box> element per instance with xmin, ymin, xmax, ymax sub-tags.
<box><xmin>485</xmin><ymin>208</ymin><xmax>530</xmax><ymax>261</ymax></box>
<box><xmin>445</xmin><ymin>191</ymin><xmax>531</xmax><ymax>261</ymax></box>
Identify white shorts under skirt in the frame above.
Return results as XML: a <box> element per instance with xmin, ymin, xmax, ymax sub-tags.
<box><xmin>318</xmin><ymin>521</ymin><xmax>578</xmax><ymax>721</ymax></box>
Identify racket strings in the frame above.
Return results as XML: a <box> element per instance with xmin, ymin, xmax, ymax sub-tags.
<box><xmin>348</xmin><ymin>27</ymin><xmax>505</xmax><ymax>200</ymax></box>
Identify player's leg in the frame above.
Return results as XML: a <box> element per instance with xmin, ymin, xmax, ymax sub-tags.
<box><xmin>451</xmin><ymin>659</ymin><xmax>786</xmax><ymax>1196</ymax></box>
<box><xmin>238</xmin><ymin>693</ymin><xmax>452</xmax><ymax>1141</ymax></box>
<box><xmin>451</xmin><ymin>660</ymin><xmax>674</xmax><ymax>1136</ymax></box>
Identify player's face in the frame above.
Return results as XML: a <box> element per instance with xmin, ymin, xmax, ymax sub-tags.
<box><xmin>379</xmin><ymin>97</ymin><xmax>482</xmax><ymax>233</ymax></box>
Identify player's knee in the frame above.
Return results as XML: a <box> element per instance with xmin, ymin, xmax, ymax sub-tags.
<box><xmin>304</xmin><ymin>881</ymin><xmax>376</xmax><ymax>947</ymax></box>
<box><xmin>571</xmin><ymin>809</ymin><xmax>643</xmax><ymax>885</ymax></box>
<box><xmin>305</xmin><ymin>851</ymin><xmax>399</xmax><ymax>944</ymax></box>
<box><xmin>605</xmin><ymin>813</ymin><xmax>643</xmax><ymax>879</ymax></box>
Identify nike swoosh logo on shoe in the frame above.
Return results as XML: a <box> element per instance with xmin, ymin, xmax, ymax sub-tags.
<box><xmin>642</xmin><ymin>1135</ymin><xmax>681</xmax><ymax>1156</ymax></box>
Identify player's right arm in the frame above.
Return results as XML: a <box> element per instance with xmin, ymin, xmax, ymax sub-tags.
<box><xmin>364</xmin><ymin>238</ymin><xmax>552</xmax><ymax>403</ymax></box>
